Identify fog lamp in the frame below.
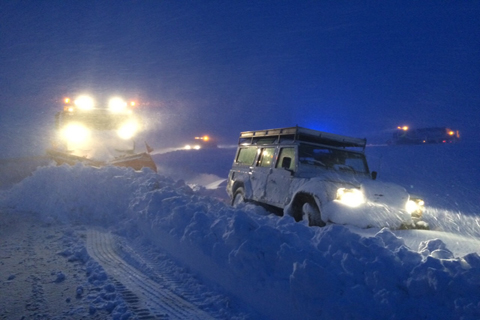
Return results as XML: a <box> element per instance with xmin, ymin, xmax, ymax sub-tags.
<box><xmin>406</xmin><ymin>197</ymin><xmax>425</xmax><ymax>218</ymax></box>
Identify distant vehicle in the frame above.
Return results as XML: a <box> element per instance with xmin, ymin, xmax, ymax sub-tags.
<box><xmin>226</xmin><ymin>126</ymin><xmax>426</xmax><ymax>229</ymax></box>
<box><xmin>389</xmin><ymin>126</ymin><xmax>460</xmax><ymax>145</ymax></box>
<box><xmin>47</xmin><ymin>95</ymin><xmax>157</xmax><ymax>172</ymax></box>
<box><xmin>184</xmin><ymin>135</ymin><xmax>218</xmax><ymax>150</ymax></box>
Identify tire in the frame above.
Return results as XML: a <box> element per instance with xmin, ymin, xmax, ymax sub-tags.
<box><xmin>293</xmin><ymin>195</ymin><xmax>325</xmax><ymax>227</ymax></box>
<box><xmin>231</xmin><ymin>187</ymin><xmax>246</xmax><ymax>207</ymax></box>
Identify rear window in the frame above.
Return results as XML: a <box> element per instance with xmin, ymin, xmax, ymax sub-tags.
<box><xmin>236</xmin><ymin>147</ymin><xmax>257</xmax><ymax>165</ymax></box>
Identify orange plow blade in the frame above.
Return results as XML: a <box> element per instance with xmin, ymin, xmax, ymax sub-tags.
<box><xmin>108</xmin><ymin>152</ymin><xmax>157</xmax><ymax>172</ymax></box>
<box><xmin>47</xmin><ymin>149</ymin><xmax>157</xmax><ymax>172</ymax></box>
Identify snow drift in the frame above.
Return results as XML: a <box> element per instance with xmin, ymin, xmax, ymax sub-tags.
<box><xmin>2</xmin><ymin>161</ymin><xmax>480</xmax><ymax>319</ymax></box>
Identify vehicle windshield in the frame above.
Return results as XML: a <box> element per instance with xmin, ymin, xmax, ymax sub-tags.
<box><xmin>298</xmin><ymin>144</ymin><xmax>369</xmax><ymax>174</ymax></box>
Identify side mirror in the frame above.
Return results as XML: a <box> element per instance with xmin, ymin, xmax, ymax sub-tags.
<box><xmin>281</xmin><ymin>157</ymin><xmax>294</xmax><ymax>175</ymax></box>
<box><xmin>371</xmin><ymin>171</ymin><xmax>377</xmax><ymax>180</ymax></box>
<box><xmin>281</xmin><ymin>157</ymin><xmax>292</xmax><ymax>169</ymax></box>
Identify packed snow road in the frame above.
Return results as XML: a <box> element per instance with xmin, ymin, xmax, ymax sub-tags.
<box><xmin>0</xmin><ymin>211</ymin><xmax>115</xmax><ymax>319</ymax></box>
<box><xmin>0</xmin><ymin>211</ymin><xmax>247</xmax><ymax>319</ymax></box>
<box><xmin>86</xmin><ymin>228</ymin><xmax>215</xmax><ymax>320</ymax></box>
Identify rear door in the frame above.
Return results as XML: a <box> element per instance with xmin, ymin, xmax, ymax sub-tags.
<box><xmin>227</xmin><ymin>146</ymin><xmax>257</xmax><ymax>196</ymax></box>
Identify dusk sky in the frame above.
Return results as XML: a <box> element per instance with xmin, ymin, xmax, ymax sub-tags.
<box><xmin>1</xmin><ymin>1</ymin><xmax>479</xmax><ymax>156</ymax></box>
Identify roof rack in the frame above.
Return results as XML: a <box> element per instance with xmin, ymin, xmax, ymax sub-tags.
<box><xmin>239</xmin><ymin>126</ymin><xmax>366</xmax><ymax>149</ymax></box>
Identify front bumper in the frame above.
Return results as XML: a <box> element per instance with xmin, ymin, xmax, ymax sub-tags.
<box><xmin>322</xmin><ymin>200</ymin><xmax>416</xmax><ymax>229</ymax></box>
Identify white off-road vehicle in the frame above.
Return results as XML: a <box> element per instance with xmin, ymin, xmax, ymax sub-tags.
<box><xmin>226</xmin><ymin>126</ymin><xmax>426</xmax><ymax>229</ymax></box>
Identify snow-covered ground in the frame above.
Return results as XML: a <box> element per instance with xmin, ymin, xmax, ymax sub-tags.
<box><xmin>1</xmin><ymin>142</ymin><xmax>479</xmax><ymax>319</ymax></box>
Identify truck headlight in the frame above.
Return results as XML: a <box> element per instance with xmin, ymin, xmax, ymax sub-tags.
<box><xmin>336</xmin><ymin>188</ymin><xmax>364</xmax><ymax>207</ymax></box>
<box><xmin>406</xmin><ymin>197</ymin><xmax>425</xmax><ymax>217</ymax></box>
<box><xmin>109</xmin><ymin>97</ymin><xmax>127</xmax><ymax>113</ymax></box>
<box><xmin>117</xmin><ymin>121</ymin><xmax>138</xmax><ymax>139</ymax></box>
<box><xmin>61</xmin><ymin>123</ymin><xmax>90</xmax><ymax>143</ymax></box>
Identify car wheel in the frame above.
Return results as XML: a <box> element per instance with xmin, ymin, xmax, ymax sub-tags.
<box><xmin>301</xmin><ymin>198</ymin><xmax>325</xmax><ymax>227</ymax></box>
<box><xmin>232</xmin><ymin>187</ymin><xmax>245</xmax><ymax>207</ymax></box>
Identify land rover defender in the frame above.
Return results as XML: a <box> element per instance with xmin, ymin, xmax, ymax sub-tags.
<box><xmin>226</xmin><ymin>126</ymin><xmax>425</xmax><ymax>229</ymax></box>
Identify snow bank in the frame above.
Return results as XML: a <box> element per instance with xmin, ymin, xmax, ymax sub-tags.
<box><xmin>2</xmin><ymin>164</ymin><xmax>480</xmax><ymax>319</ymax></box>
<box><xmin>0</xmin><ymin>156</ymin><xmax>50</xmax><ymax>190</ymax></box>
<box><xmin>152</xmin><ymin>148</ymin><xmax>234</xmax><ymax>194</ymax></box>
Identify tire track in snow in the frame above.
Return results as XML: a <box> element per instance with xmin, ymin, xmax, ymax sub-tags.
<box><xmin>86</xmin><ymin>228</ymin><xmax>215</xmax><ymax>320</ymax></box>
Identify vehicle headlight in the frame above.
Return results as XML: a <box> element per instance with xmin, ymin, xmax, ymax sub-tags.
<box><xmin>109</xmin><ymin>97</ymin><xmax>127</xmax><ymax>113</ymax></box>
<box><xmin>117</xmin><ymin>121</ymin><xmax>138</xmax><ymax>139</ymax></box>
<box><xmin>406</xmin><ymin>197</ymin><xmax>425</xmax><ymax>217</ymax></box>
<box><xmin>336</xmin><ymin>188</ymin><xmax>364</xmax><ymax>207</ymax></box>
<box><xmin>184</xmin><ymin>144</ymin><xmax>201</xmax><ymax>150</ymax></box>
<box><xmin>74</xmin><ymin>95</ymin><xmax>94</xmax><ymax>110</ymax></box>
<box><xmin>61</xmin><ymin>123</ymin><xmax>90</xmax><ymax>143</ymax></box>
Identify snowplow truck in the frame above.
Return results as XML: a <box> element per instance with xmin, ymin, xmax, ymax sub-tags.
<box><xmin>390</xmin><ymin>126</ymin><xmax>460</xmax><ymax>145</ymax></box>
<box><xmin>47</xmin><ymin>96</ymin><xmax>157</xmax><ymax>172</ymax></box>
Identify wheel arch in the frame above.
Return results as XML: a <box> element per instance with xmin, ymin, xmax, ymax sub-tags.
<box><xmin>232</xmin><ymin>181</ymin><xmax>244</xmax><ymax>195</ymax></box>
<box><xmin>231</xmin><ymin>180</ymin><xmax>253</xmax><ymax>200</ymax></box>
<box><xmin>287</xmin><ymin>192</ymin><xmax>324</xmax><ymax>225</ymax></box>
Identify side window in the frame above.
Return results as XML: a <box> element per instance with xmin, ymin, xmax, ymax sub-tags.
<box><xmin>276</xmin><ymin>147</ymin><xmax>295</xmax><ymax>170</ymax></box>
<box><xmin>236</xmin><ymin>147</ymin><xmax>257</xmax><ymax>165</ymax></box>
<box><xmin>258</xmin><ymin>147</ymin><xmax>275</xmax><ymax>167</ymax></box>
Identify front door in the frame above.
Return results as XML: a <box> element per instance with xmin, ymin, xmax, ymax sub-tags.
<box><xmin>265</xmin><ymin>147</ymin><xmax>296</xmax><ymax>207</ymax></box>
<box><xmin>250</xmin><ymin>147</ymin><xmax>275</xmax><ymax>201</ymax></box>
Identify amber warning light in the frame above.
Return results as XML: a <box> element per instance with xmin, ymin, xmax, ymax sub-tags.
<box><xmin>63</xmin><ymin>97</ymin><xmax>74</xmax><ymax>112</ymax></box>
